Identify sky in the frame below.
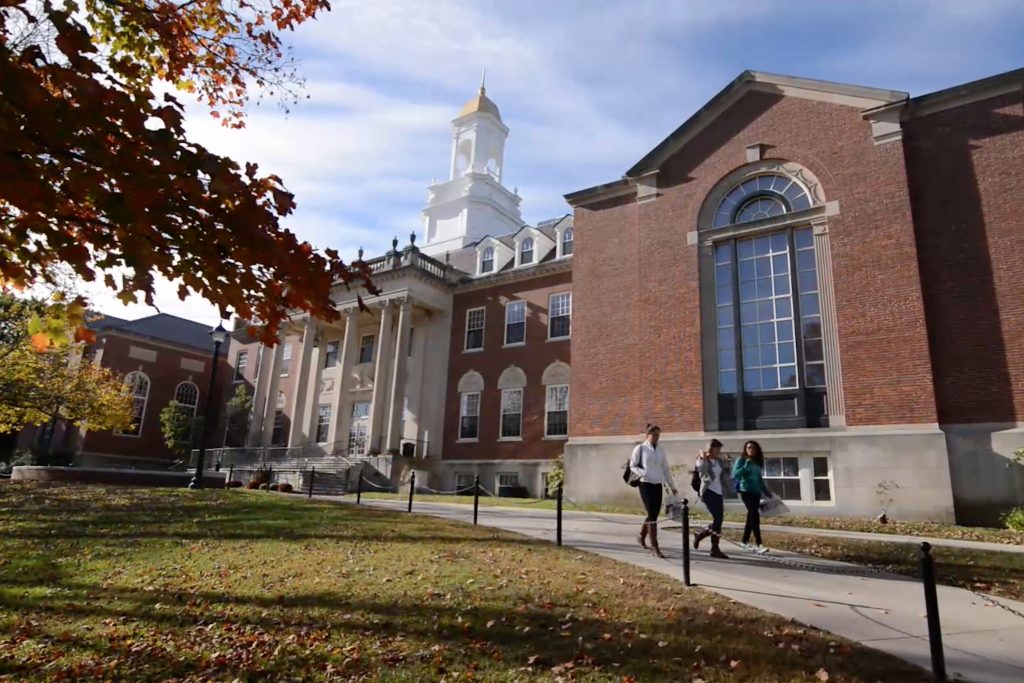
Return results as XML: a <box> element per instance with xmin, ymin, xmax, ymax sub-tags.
<box><xmin>86</xmin><ymin>0</ymin><xmax>1024</xmax><ymax>327</ymax></box>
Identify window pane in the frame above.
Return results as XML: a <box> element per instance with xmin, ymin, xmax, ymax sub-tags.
<box><xmin>715</xmin><ymin>264</ymin><xmax>732</xmax><ymax>283</ymax></box>
<box><xmin>738</xmin><ymin>260</ymin><xmax>756</xmax><ymax>281</ymax></box>
<box><xmin>760</xmin><ymin>345</ymin><xmax>777</xmax><ymax>365</ymax></box>
<box><xmin>719</xmin><ymin>371</ymin><xmax>737</xmax><ymax>393</ymax></box>
<box><xmin>754</xmin><ymin>235</ymin><xmax>771</xmax><ymax>255</ymax></box>
<box><xmin>759</xmin><ymin>322</ymin><xmax>776</xmax><ymax>343</ymax></box>
<box><xmin>505</xmin><ymin>322</ymin><xmax>525</xmax><ymax>344</ymax></box>
<box><xmin>776</xmin><ymin>321</ymin><xmax>794</xmax><ymax>342</ymax></box>
<box><xmin>804</xmin><ymin>339</ymin><xmax>824</xmax><ymax>363</ymax></box>
<box><xmin>718</xmin><ymin>283</ymin><xmax>735</xmax><ymax>305</ymax></box>
<box><xmin>813</xmin><ymin>456</ymin><xmax>829</xmax><ymax>477</ymax></box>
<box><xmin>715</xmin><ymin>244</ymin><xmax>732</xmax><ymax>264</ymax></box>
<box><xmin>780</xmin><ymin>457</ymin><xmax>798</xmax><ymax>476</ymax></box>
<box><xmin>755</xmin><ymin>257</ymin><xmax>772</xmax><ymax>278</ymax></box>
<box><xmin>775</xmin><ymin>297</ymin><xmax>792</xmax><ymax>319</ymax></box>
<box><xmin>718</xmin><ymin>326</ymin><xmax>735</xmax><ymax>350</ymax></box>
<box><xmin>780</xmin><ymin>480</ymin><xmax>802</xmax><ymax>500</ymax></box>
<box><xmin>761</xmin><ymin>367</ymin><xmax>779</xmax><ymax>390</ymax></box>
<box><xmin>774</xmin><ymin>274</ymin><xmax>790</xmax><ymax>295</ymax></box>
<box><xmin>794</xmin><ymin>227</ymin><xmax>814</xmax><ymax>249</ymax></box>
<box><xmin>741</xmin><ymin>324</ymin><xmax>758</xmax><ymax>347</ymax></box>
<box><xmin>719</xmin><ymin>347</ymin><xmax>736</xmax><ymax>370</ymax></box>
<box><xmin>770</xmin><ymin>232</ymin><xmax>788</xmax><ymax>252</ymax></box>
<box><xmin>805</xmin><ymin>363</ymin><xmax>826</xmax><ymax>387</ymax></box>
<box><xmin>797</xmin><ymin>269</ymin><xmax>817</xmax><ymax>293</ymax></box>
<box><xmin>737</xmin><ymin>239</ymin><xmax>754</xmax><ymax>260</ymax></box>
<box><xmin>797</xmin><ymin>249</ymin><xmax>816</xmax><ymax>272</ymax></box>
<box><xmin>780</xmin><ymin>365</ymin><xmax>798</xmax><ymax>388</ymax></box>
<box><xmin>765</xmin><ymin>458</ymin><xmax>782</xmax><ymax>477</ymax></box>
<box><xmin>800</xmin><ymin>294</ymin><xmax>820</xmax><ymax>317</ymax></box>
<box><xmin>744</xmin><ymin>369</ymin><xmax>761</xmax><ymax>391</ymax></box>
<box><xmin>803</xmin><ymin>318</ymin><xmax>822</xmax><ymax>340</ymax></box>
<box><xmin>814</xmin><ymin>479</ymin><xmax>832</xmax><ymax>502</ymax></box>
<box><xmin>550</xmin><ymin>315</ymin><xmax>570</xmax><ymax>339</ymax></box>
<box><xmin>743</xmin><ymin>347</ymin><xmax>759</xmax><ymax>368</ymax></box>
<box><xmin>756</xmin><ymin>277</ymin><xmax>773</xmax><ymax>299</ymax></box>
<box><xmin>778</xmin><ymin>342</ymin><xmax>795</xmax><ymax>364</ymax></box>
<box><xmin>738</xmin><ymin>280</ymin><xmax>756</xmax><ymax>302</ymax></box>
<box><xmin>771</xmin><ymin>253</ymin><xmax>789</xmax><ymax>275</ymax></box>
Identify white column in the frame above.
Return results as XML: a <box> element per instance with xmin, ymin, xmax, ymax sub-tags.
<box><xmin>385</xmin><ymin>300</ymin><xmax>413</xmax><ymax>454</ymax></box>
<box><xmin>246</xmin><ymin>344</ymin><xmax>272</xmax><ymax>446</ymax></box>
<box><xmin>813</xmin><ymin>221</ymin><xmax>845</xmax><ymax>426</ymax></box>
<box><xmin>330</xmin><ymin>310</ymin><xmax>359</xmax><ymax>449</ymax></box>
<box><xmin>368</xmin><ymin>301</ymin><xmax>395</xmax><ymax>454</ymax></box>
<box><xmin>260</xmin><ymin>341</ymin><xmax>286</xmax><ymax>446</ymax></box>
<box><xmin>288</xmin><ymin>318</ymin><xmax>318</xmax><ymax>447</ymax></box>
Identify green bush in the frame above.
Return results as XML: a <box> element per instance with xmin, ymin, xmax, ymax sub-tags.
<box><xmin>1003</xmin><ymin>507</ymin><xmax>1024</xmax><ymax>531</ymax></box>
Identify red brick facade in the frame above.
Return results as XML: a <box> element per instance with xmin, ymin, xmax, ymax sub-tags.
<box><xmin>572</xmin><ymin>90</ymin><xmax>942</xmax><ymax>436</ymax></box>
<box><xmin>904</xmin><ymin>91</ymin><xmax>1024</xmax><ymax>425</ymax></box>
<box><xmin>443</xmin><ymin>270</ymin><xmax>572</xmax><ymax>460</ymax></box>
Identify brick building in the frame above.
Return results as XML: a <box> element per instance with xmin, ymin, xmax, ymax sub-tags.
<box><xmin>19</xmin><ymin>313</ymin><xmax>228</xmax><ymax>469</ymax></box>
<box><xmin>218</xmin><ymin>69</ymin><xmax>1024</xmax><ymax>522</ymax></box>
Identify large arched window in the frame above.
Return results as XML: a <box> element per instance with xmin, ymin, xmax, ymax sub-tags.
<box><xmin>713</xmin><ymin>174</ymin><xmax>812</xmax><ymax>228</ymax></box>
<box><xmin>174</xmin><ymin>381</ymin><xmax>199</xmax><ymax>417</ymax></box>
<box><xmin>700</xmin><ymin>166</ymin><xmax>831</xmax><ymax>432</ymax></box>
<box><xmin>117</xmin><ymin>371</ymin><xmax>150</xmax><ymax>436</ymax></box>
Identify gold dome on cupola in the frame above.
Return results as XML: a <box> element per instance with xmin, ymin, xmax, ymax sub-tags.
<box><xmin>457</xmin><ymin>74</ymin><xmax>501</xmax><ymax>121</ymax></box>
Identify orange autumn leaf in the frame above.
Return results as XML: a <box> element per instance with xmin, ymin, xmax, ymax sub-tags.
<box><xmin>30</xmin><ymin>332</ymin><xmax>51</xmax><ymax>352</ymax></box>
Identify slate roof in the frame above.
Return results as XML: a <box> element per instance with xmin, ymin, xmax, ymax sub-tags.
<box><xmin>93</xmin><ymin>313</ymin><xmax>224</xmax><ymax>353</ymax></box>
<box><xmin>438</xmin><ymin>214</ymin><xmax>572</xmax><ymax>278</ymax></box>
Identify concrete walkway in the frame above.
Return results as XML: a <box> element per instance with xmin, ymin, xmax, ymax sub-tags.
<box><xmin>336</xmin><ymin>496</ymin><xmax>1024</xmax><ymax>683</ymax></box>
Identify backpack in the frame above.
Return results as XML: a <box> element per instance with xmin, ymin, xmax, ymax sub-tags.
<box><xmin>622</xmin><ymin>445</ymin><xmax>643</xmax><ymax>487</ymax></box>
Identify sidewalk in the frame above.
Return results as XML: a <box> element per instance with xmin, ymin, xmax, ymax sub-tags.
<box><xmin>335</xmin><ymin>496</ymin><xmax>1024</xmax><ymax>683</ymax></box>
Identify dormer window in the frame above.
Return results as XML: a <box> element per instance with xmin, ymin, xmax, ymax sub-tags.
<box><xmin>562</xmin><ymin>228</ymin><xmax>573</xmax><ymax>257</ymax></box>
<box><xmin>481</xmin><ymin>247</ymin><xmax>495</xmax><ymax>274</ymax></box>
<box><xmin>520</xmin><ymin>238</ymin><xmax>534</xmax><ymax>266</ymax></box>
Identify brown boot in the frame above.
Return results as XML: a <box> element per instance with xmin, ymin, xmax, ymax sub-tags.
<box><xmin>693</xmin><ymin>528</ymin><xmax>711</xmax><ymax>550</ymax></box>
<box><xmin>709</xmin><ymin>534</ymin><xmax>729</xmax><ymax>559</ymax></box>
<box><xmin>648</xmin><ymin>523</ymin><xmax>666</xmax><ymax>558</ymax></box>
<box><xmin>638</xmin><ymin>522</ymin><xmax>649</xmax><ymax>549</ymax></box>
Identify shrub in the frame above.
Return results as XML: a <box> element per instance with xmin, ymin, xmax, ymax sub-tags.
<box><xmin>259</xmin><ymin>483</ymin><xmax>271</xmax><ymax>491</ymax></box>
<box><xmin>1003</xmin><ymin>507</ymin><xmax>1024</xmax><ymax>532</ymax></box>
<box><xmin>246</xmin><ymin>479</ymin><xmax>260</xmax><ymax>490</ymax></box>
<box><xmin>227</xmin><ymin>480</ymin><xmax>244</xmax><ymax>489</ymax></box>
<box><xmin>269</xmin><ymin>483</ymin><xmax>279</xmax><ymax>491</ymax></box>
<box><xmin>278</xmin><ymin>483</ymin><xmax>293</xmax><ymax>493</ymax></box>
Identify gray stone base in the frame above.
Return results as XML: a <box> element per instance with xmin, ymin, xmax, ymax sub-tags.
<box><xmin>11</xmin><ymin>465</ymin><xmax>225</xmax><ymax>488</ymax></box>
<box><xmin>943</xmin><ymin>423</ymin><xmax>1024</xmax><ymax>525</ymax></box>
<box><xmin>564</xmin><ymin>425</ymin><xmax>957</xmax><ymax>522</ymax></box>
<box><xmin>435</xmin><ymin>459</ymin><xmax>555</xmax><ymax>498</ymax></box>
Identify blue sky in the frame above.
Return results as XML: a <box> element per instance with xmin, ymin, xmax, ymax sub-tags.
<box><xmin>89</xmin><ymin>0</ymin><xmax>1024</xmax><ymax>326</ymax></box>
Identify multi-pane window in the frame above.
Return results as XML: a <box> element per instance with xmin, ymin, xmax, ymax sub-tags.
<box><xmin>117</xmin><ymin>371</ymin><xmax>150</xmax><ymax>436</ymax></box>
<box><xmin>174</xmin><ymin>381</ymin><xmax>199</xmax><ymax>416</ymax></box>
<box><xmin>315</xmin><ymin>404</ymin><xmax>331</xmax><ymax>443</ymax></box>
<box><xmin>271</xmin><ymin>391</ymin><xmax>286</xmax><ymax>445</ymax></box>
<box><xmin>562</xmin><ymin>228</ymin><xmax>573</xmax><ymax>256</ymax></box>
<box><xmin>465</xmin><ymin>307</ymin><xmax>485</xmax><ymax>351</ymax></box>
<box><xmin>481</xmin><ymin>247</ymin><xmax>495</xmax><ymax>274</ymax></box>
<box><xmin>233</xmin><ymin>350</ymin><xmax>247</xmax><ymax>382</ymax></box>
<box><xmin>549</xmin><ymin>293</ymin><xmax>571</xmax><ymax>339</ymax></box>
<box><xmin>813</xmin><ymin>456</ymin><xmax>832</xmax><ymax>502</ymax></box>
<box><xmin>712</xmin><ymin>174</ymin><xmax>812</xmax><ymax>229</ymax></box>
<box><xmin>358</xmin><ymin>334</ymin><xmax>375</xmax><ymax>364</ymax></box>
<box><xmin>520</xmin><ymin>238</ymin><xmax>534</xmax><ymax>265</ymax></box>
<box><xmin>545</xmin><ymin>385</ymin><xmax>569</xmax><ymax>437</ymax></box>
<box><xmin>504</xmin><ymin>301</ymin><xmax>526</xmax><ymax>345</ymax></box>
<box><xmin>324</xmin><ymin>340</ymin><xmax>339</xmax><ymax>369</ymax></box>
<box><xmin>497</xmin><ymin>472</ymin><xmax>519</xmax><ymax>487</ymax></box>
<box><xmin>764</xmin><ymin>456</ymin><xmax>802</xmax><ymax>501</ymax></box>
<box><xmin>280</xmin><ymin>343</ymin><xmax>292</xmax><ymax>376</ymax></box>
<box><xmin>715</xmin><ymin>227</ymin><xmax>821</xmax><ymax>394</ymax></box>
<box><xmin>796</xmin><ymin>230</ymin><xmax>825</xmax><ymax>387</ymax></box>
<box><xmin>500</xmin><ymin>388</ymin><xmax>523</xmax><ymax>439</ymax></box>
<box><xmin>459</xmin><ymin>392</ymin><xmax>480</xmax><ymax>440</ymax></box>
<box><xmin>348</xmin><ymin>402</ymin><xmax>370</xmax><ymax>455</ymax></box>
<box><xmin>455</xmin><ymin>472</ymin><xmax>475</xmax><ymax>495</ymax></box>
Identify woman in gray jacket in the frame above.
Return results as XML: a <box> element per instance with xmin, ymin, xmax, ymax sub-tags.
<box><xmin>693</xmin><ymin>438</ymin><xmax>729</xmax><ymax>559</ymax></box>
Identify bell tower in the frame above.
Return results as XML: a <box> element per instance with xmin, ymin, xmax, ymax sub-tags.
<box><xmin>421</xmin><ymin>77</ymin><xmax>523</xmax><ymax>257</ymax></box>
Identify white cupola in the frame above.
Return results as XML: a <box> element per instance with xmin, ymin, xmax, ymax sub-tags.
<box><xmin>420</xmin><ymin>77</ymin><xmax>524</xmax><ymax>257</ymax></box>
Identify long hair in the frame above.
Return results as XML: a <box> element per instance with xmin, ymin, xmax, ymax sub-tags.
<box><xmin>743</xmin><ymin>440</ymin><xmax>764</xmax><ymax>468</ymax></box>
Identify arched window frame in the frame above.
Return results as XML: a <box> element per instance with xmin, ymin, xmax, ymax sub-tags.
<box><xmin>117</xmin><ymin>371</ymin><xmax>150</xmax><ymax>437</ymax></box>
<box><xmin>174</xmin><ymin>381</ymin><xmax>199</xmax><ymax>417</ymax></box>
<box><xmin>561</xmin><ymin>228</ymin><xmax>574</xmax><ymax>257</ymax></box>
<box><xmin>697</xmin><ymin>161</ymin><xmax>842</xmax><ymax>432</ymax></box>
<box><xmin>519</xmin><ymin>238</ymin><xmax>534</xmax><ymax>266</ymax></box>
<box><xmin>480</xmin><ymin>246</ymin><xmax>495</xmax><ymax>274</ymax></box>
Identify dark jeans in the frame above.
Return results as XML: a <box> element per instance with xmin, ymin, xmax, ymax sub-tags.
<box><xmin>638</xmin><ymin>482</ymin><xmax>663</xmax><ymax>523</ymax></box>
<box><xmin>701</xmin><ymin>489</ymin><xmax>724</xmax><ymax>535</ymax></box>
<box><xmin>740</xmin><ymin>490</ymin><xmax>763</xmax><ymax>545</ymax></box>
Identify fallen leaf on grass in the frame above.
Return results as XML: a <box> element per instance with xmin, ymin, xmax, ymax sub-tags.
<box><xmin>729</xmin><ymin>659</ymin><xmax>742</xmax><ymax>670</ymax></box>
<box><xmin>816</xmin><ymin>668</ymin><xmax>830</xmax><ymax>681</ymax></box>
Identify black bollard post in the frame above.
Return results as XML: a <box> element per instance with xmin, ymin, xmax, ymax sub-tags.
<box><xmin>225</xmin><ymin>465</ymin><xmax>233</xmax><ymax>489</ymax></box>
<box><xmin>407</xmin><ymin>472</ymin><xmax>416</xmax><ymax>513</ymax></box>
<box><xmin>308</xmin><ymin>466</ymin><xmax>316</xmax><ymax>499</ymax></box>
<box><xmin>556</xmin><ymin>484</ymin><xmax>563</xmax><ymax>547</ymax></box>
<box><xmin>682</xmin><ymin>499</ymin><xmax>692</xmax><ymax>586</ymax></box>
<box><xmin>920</xmin><ymin>542</ymin><xmax>947</xmax><ymax>680</ymax></box>
<box><xmin>356</xmin><ymin>464</ymin><xmax>363</xmax><ymax>505</ymax></box>
<box><xmin>473</xmin><ymin>475</ymin><xmax>480</xmax><ymax>526</ymax></box>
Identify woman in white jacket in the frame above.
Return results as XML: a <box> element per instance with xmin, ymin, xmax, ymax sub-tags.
<box><xmin>630</xmin><ymin>425</ymin><xmax>678</xmax><ymax>558</ymax></box>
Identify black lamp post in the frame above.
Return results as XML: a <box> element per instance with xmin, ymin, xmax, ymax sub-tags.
<box><xmin>189</xmin><ymin>322</ymin><xmax>228</xmax><ymax>489</ymax></box>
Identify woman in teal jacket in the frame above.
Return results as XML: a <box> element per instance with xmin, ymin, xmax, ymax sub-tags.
<box><xmin>732</xmin><ymin>440</ymin><xmax>769</xmax><ymax>554</ymax></box>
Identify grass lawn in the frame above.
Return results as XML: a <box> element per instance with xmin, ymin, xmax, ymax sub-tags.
<box><xmin>363</xmin><ymin>492</ymin><xmax>1024</xmax><ymax>545</ymax></box>
<box><xmin>720</xmin><ymin>530</ymin><xmax>1024</xmax><ymax>603</ymax></box>
<box><xmin>0</xmin><ymin>483</ymin><xmax>935</xmax><ymax>682</ymax></box>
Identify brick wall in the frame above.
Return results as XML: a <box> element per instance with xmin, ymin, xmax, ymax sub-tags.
<box><xmin>83</xmin><ymin>333</ymin><xmax>225</xmax><ymax>461</ymax></box>
<box><xmin>904</xmin><ymin>91</ymin><xmax>1024</xmax><ymax>424</ymax></box>
<box><xmin>444</xmin><ymin>271</ymin><xmax>572</xmax><ymax>460</ymax></box>
<box><xmin>571</xmin><ymin>90</ymin><xmax>939</xmax><ymax>436</ymax></box>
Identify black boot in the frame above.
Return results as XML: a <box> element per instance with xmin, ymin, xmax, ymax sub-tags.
<box><xmin>709</xmin><ymin>534</ymin><xmax>729</xmax><ymax>559</ymax></box>
<box><xmin>638</xmin><ymin>522</ymin><xmax>649</xmax><ymax>550</ymax></box>
<box><xmin>648</xmin><ymin>523</ymin><xmax>665</xmax><ymax>558</ymax></box>
<box><xmin>693</xmin><ymin>528</ymin><xmax>711</xmax><ymax>550</ymax></box>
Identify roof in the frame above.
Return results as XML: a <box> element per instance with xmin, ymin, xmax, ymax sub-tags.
<box><xmin>438</xmin><ymin>215</ymin><xmax>572</xmax><ymax>278</ymax></box>
<box><xmin>905</xmin><ymin>66</ymin><xmax>1024</xmax><ymax>116</ymax></box>
<box><xmin>96</xmin><ymin>313</ymin><xmax>224</xmax><ymax>353</ymax></box>
<box><xmin>457</xmin><ymin>85</ymin><xmax>502</xmax><ymax>121</ymax></box>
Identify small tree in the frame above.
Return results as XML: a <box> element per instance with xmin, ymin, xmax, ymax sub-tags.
<box><xmin>875</xmin><ymin>480</ymin><xmax>900</xmax><ymax>524</ymax></box>
<box><xmin>546</xmin><ymin>454</ymin><xmax>565</xmax><ymax>498</ymax></box>
<box><xmin>159</xmin><ymin>401</ymin><xmax>195</xmax><ymax>456</ymax></box>
<box><xmin>223</xmin><ymin>384</ymin><xmax>253</xmax><ymax>447</ymax></box>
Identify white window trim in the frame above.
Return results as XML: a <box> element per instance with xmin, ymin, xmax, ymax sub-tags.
<box><xmin>357</xmin><ymin>333</ymin><xmax>375</xmax><ymax>365</ymax></box>
<box><xmin>544</xmin><ymin>384</ymin><xmax>570</xmax><ymax>439</ymax></box>
<box><xmin>761</xmin><ymin>454</ymin><xmax>835</xmax><ymax>507</ymax></box>
<box><xmin>315</xmin><ymin>404</ymin><xmax>332</xmax><ymax>444</ymax></box>
<box><xmin>464</xmin><ymin>306</ymin><xmax>486</xmax><ymax>352</ymax></box>
<box><xmin>517</xmin><ymin>237</ymin><xmax>535</xmax><ymax>268</ymax></box>
<box><xmin>174</xmin><ymin>381</ymin><xmax>199</xmax><ymax>417</ymax></box>
<box><xmin>458</xmin><ymin>391</ymin><xmax>481</xmax><ymax>442</ymax></box>
<box><xmin>479</xmin><ymin>246</ymin><xmax>496</xmax><ymax>275</ymax></box>
<box><xmin>115</xmin><ymin>371</ymin><xmax>150</xmax><ymax>438</ymax></box>
<box><xmin>233</xmin><ymin>350</ymin><xmax>248</xmax><ymax>383</ymax></box>
<box><xmin>280</xmin><ymin>343</ymin><xmax>292</xmax><ymax>378</ymax></box>
<box><xmin>499</xmin><ymin>388</ymin><xmax>523</xmax><ymax>441</ymax></box>
<box><xmin>547</xmin><ymin>292</ymin><xmax>572</xmax><ymax>341</ymax></box>
<box><xmin>503</xmin><ymin>300</ymin><xmax>527</xmax><ymax>347</ymax></box>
